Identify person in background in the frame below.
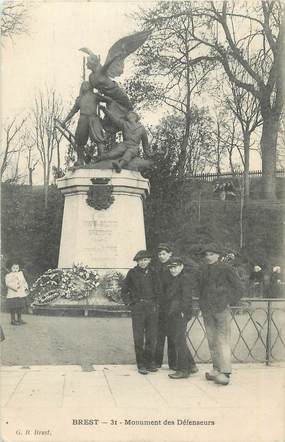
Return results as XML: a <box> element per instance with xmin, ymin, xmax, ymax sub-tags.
<box><xmin>197</xmin><ymin>244</ymin><xmax>244</xmax><ymax>386</ymax></box>
<box><xmin>154</xmin><ymin>243</ymin><xmax>177</xmax><ymax>370</ymax></box>
<box><xmin>166</xmin><ymin>256</ymin><xmax>197</xmax><ymax>379</ymax></box>
<box><xmin>5</xmin><ymin>260</ymin><xmax>29</xmax><ymax>326</ymax></box>
<box><xmin>122</xmin><ymin>250</ymin><xmax>159</xmax><ymax>375</ymax></box>
<box><xmin>269</xmin><ymin>266</ymin><xmax>284</xmax><ymax>298</ymax></box>
<box><xmin>249</xmin><ymin>265</ymin><xmax>264</xmax><ymax>297</ymax></box>
<box><xmin>222</xmin><ymin>252</ymin><xmax>248</xmax><ymax>298</ymax></box>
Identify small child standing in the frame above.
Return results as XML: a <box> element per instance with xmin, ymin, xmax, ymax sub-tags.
<box><xmin>5</xmin><ymin>260</ymin><xmax>29</xmax><ymax>326</ymax></box>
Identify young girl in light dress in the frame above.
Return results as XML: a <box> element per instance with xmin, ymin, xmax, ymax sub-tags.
<box><xmin>5</xmin><ymin>260</ymin><xmax>29</xmax><ymax>325</ymax></box>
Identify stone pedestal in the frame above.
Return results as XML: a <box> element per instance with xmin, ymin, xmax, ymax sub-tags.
<box><xmin>57</xmin><ymin>168</ymin><xmax>149</xmax><ymax>274</ymax></box>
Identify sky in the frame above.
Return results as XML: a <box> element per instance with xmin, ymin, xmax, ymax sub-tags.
<box><xmin>2</xmin><ymin>1</ymin><xmax>152</xmax><ymax>117</ymax></box>
<box><xmin>1</xmin><ymin>0</ymin><xmax>263</xmax><ymax>183</ymax></box>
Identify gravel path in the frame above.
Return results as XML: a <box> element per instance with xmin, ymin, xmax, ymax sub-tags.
<box><xmin>1</xmin><ymin>313</ymin><xmax>135</xmax><ymax>366</ymax></box>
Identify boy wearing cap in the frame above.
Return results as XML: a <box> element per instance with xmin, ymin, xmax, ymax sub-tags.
<box><xmin>122</xmin><ymin>250</ymin><xmax>159</xmax><ymax>375</ymax></box>
<box><xmin>166</xmin><ymin>256</ymin><xmax>197</xmax><ymax>379</ymax></box>
<box><xmin>154</xmin><ymin>243</ymin><xmax>177</xmax><ymax>370</ymax></box>
<box><xmin>198</xmin><ymin>244</ymin><xmax>244</xmax><ymax>385</ymax></box>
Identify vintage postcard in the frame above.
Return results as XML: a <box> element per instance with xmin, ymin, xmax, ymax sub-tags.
<box><xmin>1</xmin><ymin>1</ymin><xmax>284</xmax><ymax>441</ymax></box>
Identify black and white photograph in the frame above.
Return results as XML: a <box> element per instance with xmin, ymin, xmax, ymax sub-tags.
<box><xmin>1</xmin><ymin>1</ymin><xmax>285</xmax><ymax>441</ymax></box>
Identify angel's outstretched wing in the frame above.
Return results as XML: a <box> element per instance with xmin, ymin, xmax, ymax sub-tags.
<box><xmin>103</xmin><ymin>30</ymin><xmax>151</xmax><ymax>78</ymax></box>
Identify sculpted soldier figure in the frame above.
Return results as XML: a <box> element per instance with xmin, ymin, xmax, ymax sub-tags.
<box><xmin>57</xmin><ymin>31</ymin><xmax>152</xmax><ymax>168</ymax></box>
<box><xmin>98</xmin><ymin>104</ymin><xmax>149</xmax><ymax>173</ymax></box>
<box><xmin>61</xmin><ymin>81</ymin><xmax>106</xmax><ymax>166</ymax></box>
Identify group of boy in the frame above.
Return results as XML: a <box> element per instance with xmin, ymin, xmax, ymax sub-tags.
<box><xmin>122</xmin><ymin>242</ymin><xmax>244</xmax><ymax>386</ymax></box>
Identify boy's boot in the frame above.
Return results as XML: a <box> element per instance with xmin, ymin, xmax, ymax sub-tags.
<box><xmin>168</xmin><ymin>370</ymin><xmax>190</xmax><ymax>379</ymax></box>
<box><xmin>146</xmin><ymin>362</ymin><xmax>158</xmax><ymax>372</ymax></box>
<box><xmin>138</xmin><ymin>366</ymin><xmax>148</xmax><ymax>375</ymax></box>
<box><xmin>214</xmin><ymin>373</ymin><xmax>230</xmax><ymax>385</ymax></box>
<box><xmin>205</xmin><ymin>369</ymin><xmax>219</xmax><ymax>381</ymax></box>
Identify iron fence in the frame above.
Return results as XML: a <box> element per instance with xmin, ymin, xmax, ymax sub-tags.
<box><xmin>187</xmin><ymin>298</ymin><xmax>285</xmax><ymax>365</ymax></box>
<box><xmin>185</xmin><ymin>169</ymin><xmax>285</xmax><ymax>182</ymax></box>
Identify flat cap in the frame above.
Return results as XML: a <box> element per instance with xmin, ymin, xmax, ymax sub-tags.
<box><xmin>167</xmin><ymin>256</ymin><xmax>184</xmax><ymax>267</ymax></box>
<box><xmin>157</xmin><ymin>243</ymin><xmax>173</xmax><ymax>253</ymax></box>
<box><xmin>133</xmin><ymin>250</ymin><xmax>152</xmax><ymax>261</ymax></box>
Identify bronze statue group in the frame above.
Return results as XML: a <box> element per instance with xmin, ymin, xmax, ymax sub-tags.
<box><xmin>57</xmin><ymin>31</ymin><xmax>153</xmax><ymax>172</ymax></box>
<box><xmin>122</xmin><ymin>243</ymin><xmax>244</xmax><ymax>386</ymax></box>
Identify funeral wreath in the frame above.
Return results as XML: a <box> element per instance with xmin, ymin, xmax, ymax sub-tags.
<box><xmin>30</xmin><ymin>264</ymin><xmax>100</xmax><ymax>305</ymax></box>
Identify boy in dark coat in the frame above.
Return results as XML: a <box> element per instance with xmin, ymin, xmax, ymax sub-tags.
<box><xmin>153</xmin><ymin>243</ymin><xmax>177</xmax><ymax>370</ymax></box>
<box><xmin>122</xmin><ymin>250</ymin><xmax>159</xmax><ymax>375</ymax></box>
<box><xmin>166</xmin><ymin>257</ymin><xmax>197</xmax><ymax>379</ymax></box>
<box><xmin>197</xmin><ymin>244</ymin><xmax>244</xmax><ymax>385</ymax></box>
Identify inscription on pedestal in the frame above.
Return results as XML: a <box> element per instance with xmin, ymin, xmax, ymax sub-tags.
<box><xmin>83</xmin><ymin>218</ymin><xmax>118</xmax><ymax>267</ymax></box>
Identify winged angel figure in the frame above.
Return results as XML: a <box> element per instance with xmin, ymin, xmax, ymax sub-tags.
<box><xmin>80</xmin><ymin>30</ymin><xmax>151</xmax><ymax>132</ymax></box>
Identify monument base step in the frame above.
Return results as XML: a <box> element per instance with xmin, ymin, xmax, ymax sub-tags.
<box><xmin>31</xmin><ymin>304</ymin><xmax>131</xmax><ymax>317</ymax></box>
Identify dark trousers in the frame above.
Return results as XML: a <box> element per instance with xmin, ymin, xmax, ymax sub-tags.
<box><xmin>168</xmin><ymin>314</ymin><xmax>196</xmax><ymax>372</ymax></box>
<box><xmin>155</xmin><ymin>310</ymin><xmax>177</xmax><ymax>368</ymax></box>
<box><xmin>131</xmin><ymin>300</ymin><xmax>158</xmax><ymax>368</ymax></box>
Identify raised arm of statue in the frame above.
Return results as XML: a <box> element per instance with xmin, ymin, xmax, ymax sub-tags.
<box><xmin>62</xmin><ymin>98</ymin><xmax>80</xmax><ymax>126</ymax></box>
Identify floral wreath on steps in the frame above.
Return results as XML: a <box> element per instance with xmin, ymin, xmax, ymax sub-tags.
<box><xmin>100</xmin><ymin>271</ymin><xmax>125</xmax><ymax>303</ymax></box>
<box><xmin>30</xmin><ymin>264</ymin><xmax>100</xmax><ymax>305</ymax></box>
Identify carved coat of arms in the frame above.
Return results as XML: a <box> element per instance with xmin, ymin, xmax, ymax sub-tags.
<box><xmin>86</xmin><ymin>178</ymin><xmax>114</xmax><ymax>210</ymax></box>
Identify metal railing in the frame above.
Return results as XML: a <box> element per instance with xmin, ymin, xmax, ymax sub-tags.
<box><xmin>184</xmin><ymin>169</ymin><xmax>285</xmax><ymax>182</ymax></box>
<box><xmin>187</xmin><ymin>298</ymin><xmax>285</xmax><ymax>365</ymax></box>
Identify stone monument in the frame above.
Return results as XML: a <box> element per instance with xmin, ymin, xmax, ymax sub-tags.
<box><xmin>53</xmin><ymin>31</ymin><xmax>153</xmax><ymax>308</ymax></box>
<box><xmin>57</xmin><ymin>168</ymin><xmax>149</xmax><ymax>274</ymax></box>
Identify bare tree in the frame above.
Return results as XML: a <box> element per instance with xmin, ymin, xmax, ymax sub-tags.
<box><xmin>1</xmin><ymin>116</ymin><xmax>26</xmax><ymax>180</ymax></box>
<box><xmin>31</xmin><ymin>88</ymin><xmax>64</xmax><ymax>207</ymax></box>
<box><xmin>26</xmin><ymin>146</ymin><xmax>39</xmax><ymax>186</ymax></box>
<box><xmin>211</xmin><ymin>66</ymin><xmax>263</xmax><ymax>198</ymax></box>
<box><xmin>1</xmin><ymin>1</ymin><xmax>29</xmax><ymax>41</ymax></box>
<box><xmin>20</xmin><ymin>129</ymin><xmax>40</xmax><ymax>186</ymax></box>
<box><xmin>127</xmin><ymin>2</ymin><xmax>215</xmax><ymax>177</ymax></box>
<box><xmin>4</xmin><ymin>148</ymin><xmax>26</xmax><ymax>184</ymax></box>
<box><xmin>226</xmin><ymin>76</ymin><xmax>263</xmax><ymax>199</ymax></box>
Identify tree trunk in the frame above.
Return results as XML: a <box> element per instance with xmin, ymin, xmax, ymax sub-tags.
<box><xmin>56</xmin><ymin>141</ymin><xmax>60</xmax><ymax>170</ymax></box>
<box><xmin>178</xmin><ymin>116</ymin><xmax>190</xmax><ymax>177</ymax></box>
<box><xmin>44</xmin><ymin>182</ymin><xmax>48</xmax><ymax>209</ymax></box>
<box><xmin>260</xmin><ymin>115</ymin><xmax>279</xmax><ymax>200</ymax></box>
<box><xmin>243</xmin><ymin>132</ymin><xmax>250</xmax><ymax>201</ymax></box>
<box><xmin>228</xmin><ymin>150</ymin><xmax>235</xmax><ymax>174</ymax></box>
<box><xmin>216</xmin><ymin>122</ymin><xmax>221</xmax><ymax>175</ymax></box>
<box><xmin>28</xmin><ymin>168</ymin><xmax>33</xmax><ymax>186</ymax></box>
<box><xmin>43</xmin><ymin>169</ymin><xmax>48</xmax><ymax>209</ymax></box>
